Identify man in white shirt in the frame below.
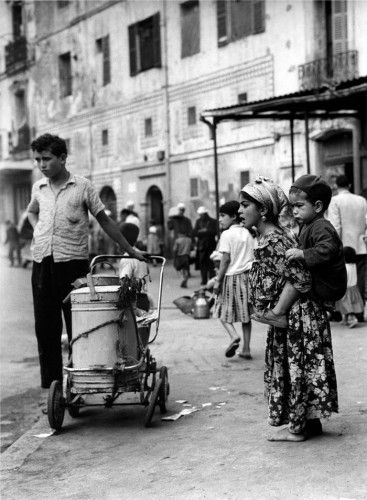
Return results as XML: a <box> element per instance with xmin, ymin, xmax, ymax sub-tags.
<box><xmin>328</xmin><ymin>175</ymin><xmax>367</xmax><ymax>320</ymax></box>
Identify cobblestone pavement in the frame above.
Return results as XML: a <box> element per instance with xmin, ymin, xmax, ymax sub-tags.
<box><xmin>1</xmin><ymin>258</ymin><xmax>367</xmax><ymax>500</ymax></box>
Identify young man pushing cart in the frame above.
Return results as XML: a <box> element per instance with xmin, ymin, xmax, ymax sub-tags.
<box><xmin>27</xmin><ymin>134</ymin><xmax>145</xmax><ymax>389</ymax></box>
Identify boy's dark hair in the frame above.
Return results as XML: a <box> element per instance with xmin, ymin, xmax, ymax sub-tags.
<box><xmin>343</xmin><ymin>246</ymin><xmax>357</xmax><ymax>264</ymax></box>
<box><xmin>31</xmin><ymin>134</ymin><xmax>67</xmax><ymax>157</ymax></box>
<box><xmin>118</xmin><ymin>222</ymin><xmax>139</xmax><ymax>246</ymax></box>
<box><xmin>290</xmin><ymin>174</ymin><xmax>332</xmax><ymax>212</ymax></box>
<box><xmin>219</xmin><ymin>200</ymin><xmax>241</xmax><ymax>223</ymax></box>
<box><xmin>336</xmin><ymin>175</ymin><xmax>350</xmax><ymax>188</ymax></box>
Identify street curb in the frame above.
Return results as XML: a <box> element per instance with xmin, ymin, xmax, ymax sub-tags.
<box><xmin>1</xmin><ymin>415</ymin><xmax>50</xmax><ymax>471</ymax></box>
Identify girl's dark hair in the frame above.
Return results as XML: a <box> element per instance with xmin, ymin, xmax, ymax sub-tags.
<box><xmin>31</xmin><ymin>134</ymin><xmax>67</xmax><ymax>157</ymax></box>
<box><xmin>343</xmin><ymin>246</ymin><xmax>357</xmax><ymax>264</ymax></box>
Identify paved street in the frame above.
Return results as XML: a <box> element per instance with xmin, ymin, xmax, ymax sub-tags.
<box><xmin>1</xmin><ymin>253</ymin><xmax>367</xmax><ymax>500</ymax></box>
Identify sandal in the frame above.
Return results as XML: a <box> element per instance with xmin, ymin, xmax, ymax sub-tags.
<box><xmin>225</xmin><ymin>338</ymin><xmax>240</xmax><ymax>358</ymax></box>
<box><xmin>251</xmin><ymin>310</ymin><xmax>288</xmax><ymax>329</ymax></box>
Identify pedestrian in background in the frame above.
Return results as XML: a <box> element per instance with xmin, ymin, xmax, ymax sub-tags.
<box><xmin>173</xmin><ymin>232</ymin><xmax>192</xmax><ymax>288</ymax></box>
<box><xmin>328</xmin><ymin>174</ymin><xmax>367</xmax><ymax>321</ymax></box>
<box><xmin>193</xmin><ymin>206</ymin><xmax>217</xmax><ymax>285</ymax></box>
<box><xmin>27</xmin><ymin>133</ymin><xmax>145</xmax><ymax>390</ymax></box>
<box><xmin>146</xmin><ymin>222</ymin><xmax>161</xmax><ymax>266</ymax></box>
<box><xmin>213</xmin><ymin>201</ymin><xmax>255</xmax><ymax>360</ymax></box>
<box><xmin>5</xmin><ymin>220</ymin><xmax>22</xmax><ymax>267</ymax></box>
<box><xmin>240</xmin><ymin>176</ymin><xmax>338</xmax><ymax>441</ymax></box>
<box><xmin>336</xmin><ymin>246</ymin><xmax>364</xmax><ymax>329</ymax></box>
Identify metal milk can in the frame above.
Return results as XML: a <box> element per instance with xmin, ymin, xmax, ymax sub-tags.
<box><xmin>70</xmin><ymin>274</ymin><xmax>138</xmax><ymax>369</ymax></box>
<box><xmin>193</xmin><ymin>290</ymin><xmax>210</xmax><ymax>319</ymax></box>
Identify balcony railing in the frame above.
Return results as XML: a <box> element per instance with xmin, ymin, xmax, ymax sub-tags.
<box><xmin>298</xmin><ymin>50</ymin><xmax>358</xmax><ymax>91</ymax></box>
<box><xmin>5</xmin><ymin>37</ymin><xmax>29</xmax><ymax>73</ymax></box>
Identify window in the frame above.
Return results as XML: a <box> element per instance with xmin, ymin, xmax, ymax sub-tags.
<box><xmin>145</xmin><ymin>118</ymin><xmax>153</xmax><ymax>137</ymax></box>
<box><xmin>102</xmin><ymin>130</ymin><xmax>108</xmax><ymax>146</ymax></box>
<box><xmin>59</xmin><ymin>52</ymin><xmax>72</xmax><ymax>97</ymax></box>
<box><xmin>12</xmin><ymin>2</ymin><xmax>23</xmax><ymax>39</ymax></box>
<box><xmin>128</xmin><ymin>13</ymin><xmax>161</xmax><ymax>76</ymax></box>
<box><xmin>188</xmin><ymin>106</ymin><xmax>197</xmax><ymax>126</ymax></box>
<box><xmin>181</xmin><ymin>1</ymin><xmax>200</xmax><ymax>58</ymax></box>
<box><xmin>240</xmin><ymin>170</ymin><xmax>249</xmax><ymax>188</ymax></box>
<box><xmin>238</xmin><ymin>92</ymin><xmax>248</xmax><ymax>104</ymax></box>
<box><xmin>190</xmin><ymin>178</ymin><xmax>199</xmax><ymax>197</ymax></box>
<box><xmin>217</xmin><ymin>0</ymin><xmax>265</xmax><ymax>46</ymax></box>
<box><xmin>96</xmin><ymin>36</ymin><xmax>111</xmax><ymax>86</ymax></box>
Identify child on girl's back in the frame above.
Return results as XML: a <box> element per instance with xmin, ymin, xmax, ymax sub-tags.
<box><xmin>252</xmin><ymin>174</ymin><xmax>347</xmax><ymax>328</ymax></box>
<box><xmin>336</xmin><ymin>246</ymin><xmax>364</xmax><ymax>328</ymax></box>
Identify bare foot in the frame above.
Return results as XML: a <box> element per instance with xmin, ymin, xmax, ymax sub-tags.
<box><xmin>267</xmin><ymin>428</ymin><xmax>306</xmax><ymax>442</ymax></box>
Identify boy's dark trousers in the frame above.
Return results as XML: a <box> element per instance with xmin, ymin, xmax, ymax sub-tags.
<box><xmin>32</xmin><ymin>256</ymin><xmax>89</xmax><ymax>388</ymax></box>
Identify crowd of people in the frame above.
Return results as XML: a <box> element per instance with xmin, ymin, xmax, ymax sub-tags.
<box><xmin>9</xmin><ymin>131</ymin><xmax>366</xmax><ymax>443</ymax></box>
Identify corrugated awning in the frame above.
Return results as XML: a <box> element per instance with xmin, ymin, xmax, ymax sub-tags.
<box><xmin>200</xmin><ymin>76</ymin><xmax>367</xmax><ymax>122</ymax></box>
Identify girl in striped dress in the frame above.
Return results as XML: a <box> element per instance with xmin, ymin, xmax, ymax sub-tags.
<box><xmin>213</xmin><ymin>201</ymin><xmax>256</xmax><ymax>359</ymax></box>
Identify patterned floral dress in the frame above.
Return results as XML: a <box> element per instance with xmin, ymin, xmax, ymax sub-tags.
<box><xmin>249</xmin><ymin>229</ymin><xmax>338</xmax><ymax>434</ymax></box>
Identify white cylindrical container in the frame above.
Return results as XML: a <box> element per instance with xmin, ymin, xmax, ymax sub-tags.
<box><xmin>71</xmin><ymin>284</ymin><xmax>138</xmax><ymax>369</ymax></box>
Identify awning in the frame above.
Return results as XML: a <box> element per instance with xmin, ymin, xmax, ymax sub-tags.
<box><xmin>200</xmin><ymin>76</ymin><xmax>367</xmax><ymax>122</ymax></box>
<box><xmin>200</xmin><ymin>77</ymin><xmax>367</xmax><ymax>227</ymax></box>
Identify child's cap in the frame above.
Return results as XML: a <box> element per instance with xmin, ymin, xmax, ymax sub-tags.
<box><xmin>197</xmin><ymin>206</ymin><xmax>208</xmax><ymax>215</ymax></box>
<box><xmin>119</xmin><ymin>222</ymin><xmax>139</xmax><ymax>246</ymax></box>
<box><xmin>291</xmin><ymin>174</ymin><xmax>332</xmax><ymax>209</ymax></box>
<box><xmin>219</xmin><ymin>200</ymin><xmax>240</xmax><ymax>217</ymax></box>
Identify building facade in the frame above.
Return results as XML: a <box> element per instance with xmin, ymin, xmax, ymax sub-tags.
<box><xmin>1</xmin><ymin>0</ymin><xmax>366</xmax><ymax>243</ymax></box>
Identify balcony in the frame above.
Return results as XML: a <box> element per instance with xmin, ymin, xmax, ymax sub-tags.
<box><xmin>11</xmin><ymin>124</ymin><xmax>31</xmax><ymax>159</ymax></box>
<box><xmin>5</xmin><ymin>37</ymin><xmax>30</xmax><ymax>74</ymax></box>
<box><xmin>298</xmin><ymin>51</ymin><xmax>358</xmax><ymax>91</ymax></box>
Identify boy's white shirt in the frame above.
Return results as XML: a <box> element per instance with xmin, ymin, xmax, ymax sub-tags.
<box><xmin>119</xmin><ymin>249</ymin><xmax>149</xmax><ymax>291</ymax></box>
<box><xmin>218</xmin><ymin>224</ymin><xmax>254</xmax><ymax>275</ymax></box>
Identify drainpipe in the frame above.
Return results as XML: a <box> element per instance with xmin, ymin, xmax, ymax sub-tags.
<box><xmin>290</xmin><ymin>116</ymin><xmax>295</xmax><ymax>182</ymax></box>
<box><xmin>200</xmin><ymin>115</ymin><xmax>220</xmax><ymax>237</ymax></box>
<box><xmin>351</xmin><ymin>117</ymin><xmax>361</xmax><ymax>194</ymax></box>
<box><xmin>304</xmin><ymin>111</ymin><xmax>310</xmax><ymax>174</ymax></box>
<box><xmin>162</xmin><ymin>0</ymin><xmax>171</xmax><ymax>208</ymax></box>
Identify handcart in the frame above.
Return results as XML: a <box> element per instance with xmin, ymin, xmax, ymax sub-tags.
<box><xmin>47</xmin><ymin>255</ymin><xmax>169</xmax><ymax>431</ymax></box>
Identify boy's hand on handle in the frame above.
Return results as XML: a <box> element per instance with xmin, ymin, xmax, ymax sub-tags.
<box><xmin>129</xmin><ymin>248</ymin><xmax>147</xmax><ymax>262</ymax></box>
<box><xmin>285</xmin><ymin>248</ymin><xmax>304</xmax><ymax>261</ymax></box>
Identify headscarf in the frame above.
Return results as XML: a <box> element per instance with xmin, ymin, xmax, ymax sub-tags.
<box><xmin>240</xmin><ymin>176</ymin><xmax>293</xmax><ymax>228</ymax></box>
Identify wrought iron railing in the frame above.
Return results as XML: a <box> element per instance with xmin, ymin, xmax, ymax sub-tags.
<box><xmin>298</xmin><ymin>50</ymin><xmax>358</xmax><ymax>91</ymax></box>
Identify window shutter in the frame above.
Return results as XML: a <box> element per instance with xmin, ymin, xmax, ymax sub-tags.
<box><xmin>253</xmin><ymin>0</ymin><xmax>265</xmax><ymax>34</ymax></box>
<box><xmin>231</xmin><ymin>0</ymin><xmax>252</xmax><ymax>40</ymax></box>
<box><xmin>103</xmin><ymin>35</ymin><xmax>111</xmax><ymax>85</ymax></box>
<box><xmin>128</xmin><ymin>24</ymin><xmax>137</xmax><ymax>76</ymax></box>
<box><xmin>332</xmin><ymin>0</ymin><xmax>348</xmax><ymax>54</ymax></box>
<box><xmin>152</xmin><ymin>12</ymin><xmax>161</xmax><ymax>68</ymax></box>
<box><xmin>217</xmin><ymin>0</ymin><xmax>227</xmax><ymax>45</ymax></box>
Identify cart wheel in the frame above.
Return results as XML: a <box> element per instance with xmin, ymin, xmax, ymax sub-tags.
<box><xmin>158</xmin><ymin>366</ymin><xmax>169</xmax><ymax>414</ymax></box>
<box><xmin>47</xmin><ymin>380</ymin><xmax>65</xmax><ymax>431</ymax></box>
<box><xmin>66</xmin><ymin>377</ymin><xmax>80</xmax><ymax>418</ymax></box>
<box><xmin>144</xmin><ymin>378</ymin><xmax>162</xmax><ymax>428</ymax></box>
